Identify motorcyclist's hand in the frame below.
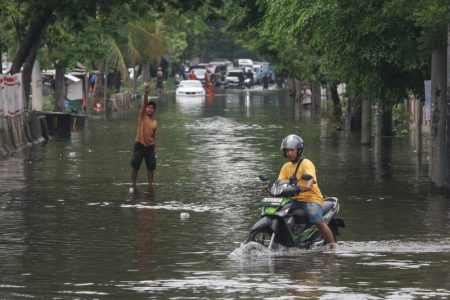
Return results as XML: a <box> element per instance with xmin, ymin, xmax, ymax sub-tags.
<box><xmin>292</xmin><ymin>186</ymin><xmax>301</xmax><ymax>194</ymax></box>
<box><xmin>300</xmin><ymin>186</ymin><xmax>311</xmax><ymax>192</ymax></box>
<box><xmin>260</xmin><ymin>183</ymin><xmax>269</xmax><ymax>192</ymax></box>
<box><xmin>299</xmin><ymin>179</ymin><xmax>313</xmax><ymax>192</ymax></box>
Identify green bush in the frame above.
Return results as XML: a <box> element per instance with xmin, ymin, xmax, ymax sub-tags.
<box><xmin>392</xmin><ymin>103</ymin><xmax>410</xmax><ymax>136</ymax></box>
<box><xmin>43</xmin><ymin>95</ymin><xmax>54</xmax><ymax>111</ymax></box>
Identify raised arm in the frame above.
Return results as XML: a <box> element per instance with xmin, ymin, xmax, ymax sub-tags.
<box><xmin>140</xmin><ymin>83</ymin><xmax>150</xmax><ymax>115</ymax></box>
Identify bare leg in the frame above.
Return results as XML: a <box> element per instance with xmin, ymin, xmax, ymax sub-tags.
<box><xmin>131</xmin><ymin>169</ymin><xmax>138</xmax><ymax>189</ymax></box>
<box><xmin>315</xmin><ymin>222</ymin><xmax>336</xmax><ymax>244</ymax></box>
<box><xmin>147</xmin><ymin>170</ymin><xmax>154</xmax><ymax>185</ymax></box>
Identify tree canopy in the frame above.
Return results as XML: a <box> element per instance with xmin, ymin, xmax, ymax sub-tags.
<box><xmin>223</xmin><ymin>0</ymin><xmax>449</xmax><ymax>105</ymax></box>
<box><xmin>1</xmin><ymin>0</ymin><xmax>449</xmax><ymax>108</ymax></box>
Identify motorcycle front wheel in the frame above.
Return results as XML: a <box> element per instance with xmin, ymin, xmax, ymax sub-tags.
<box><xmin>246</xmin><ymin>228</ymin><xmax>273</xmax><ymax>247</ymax></box>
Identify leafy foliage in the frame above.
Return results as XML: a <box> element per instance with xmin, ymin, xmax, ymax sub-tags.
<box><xmin>257</xmin><ymin>0</ymin><xmax>441</xmax><ymax>104</ymax></box>
<box><xmin>3</xmin><ymin>0</ymin><xmax>448</xmax><ymax>108</ymax></box>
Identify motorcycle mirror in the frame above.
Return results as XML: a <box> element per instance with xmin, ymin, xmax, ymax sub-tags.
<box><xmin>258</xmin><ymin>175</ymin><xmax>268</xmax><ymax>181</ymax></box>
<box><xmin>301</xmin><ymin>174</ymin><xmax>313</xmax><ymax>181</ymax></box>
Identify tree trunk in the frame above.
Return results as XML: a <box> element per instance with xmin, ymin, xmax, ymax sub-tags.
<box><xmin>10</xmin><ymin>3</ymin><xmax>57</xmax><ymax>74</ymax></box>
<box><xmin>104</xmin><ymin>58</ymin><xmax>109</xmax><ymax>112</ymax></box>
<box><xmin>108</xmin><ymin>69</ymin><xmax>122</xmax><ymax>93</ymax></box>
<box><xmin>133</xmin><ymin>66</ymin><xmax>138</xmax><ymax>95</ymax></box>
<box><xmin>345</xmin><ymin>97</ymin><xmax>352</xmax><ymax>131</ymax></box>
<box><xmin>291</xmin><ymin>77</ymin><xmax>296</xmax><ymax>98</ymax></box>
<box><xmin>345</xmin><ymin>95</ymin><xmax>362</xmax><ymax>131</ymax></box>
<box><xmin>374</xmin><ymin>102</ymin><xmax>383</xmax><ymax>156</ymax></box>
<box><xmin>9</xmin><ymin>3</ymin><xmax>57</xmax><ymax>108</ymax></box>
<box><xmin>447</xmin><ymin>25</ymin><xmax>450</xmax><ymax>197</ymax></box>
<box><xmin>361</xmin><ymin>97</ymin><xmax>372</xmax><ymax>145</ymax></box>
<box><xmin>352</xmin><ymin>97</ymin><xmax>362</xmax><ymax>131</ymax></box>
<box><xmin>429</xmin><ymin>46</ymin><xmax>447</xmax><ymax>191</ymax></box>
<box><xmin>413</xmin><ymin>98</ymin><xmax>423</xmax><ymax>155</ymax></box>
<box><xmin>21</xmin><ymin>49</ymin><xmax>38</xmax><ymax>109</ymax></box>
<box><xmin>54</xmin><ymin>62</ymin><xmax>66</xmax><ymax>112</ymax></box>
<box><xmin>381</xmin><ymin>105</ymin><xmax>393</xmax><ymax>136</ymax></box>
<box><xmin>311</xmin><ymin>80</ymin><xmax>321</xmax><ymax>114</ymax></box>
<box><xmin>143</xmin><ymin>62</ymin><xmax>151</xmax><ymax>82</ymax></box>
<box><xmin>330</xmin><ymin>84</ymin><xmax>342</xmax><ymax>128</ymax></box>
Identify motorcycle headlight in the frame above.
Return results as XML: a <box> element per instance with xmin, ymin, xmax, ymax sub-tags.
<box><xmin>270</xmin><ymin>180</ymin><xmax>290</xmax><ymax>196</ymax></box>
<box><xmin>270</xmin><ymin>180</ymin><xmax>299</xmax><ymax>197</ymax></box>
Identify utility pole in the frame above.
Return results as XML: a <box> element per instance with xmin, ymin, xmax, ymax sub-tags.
<box><xmin>447</xmin><ymin>24</ymin><xmax>450</xmax><ymax>198</ymax></box>
<box><xmin>104</xmin><ymin>56</ymin><xmax>109</xmax><ymax>113</ymax></box>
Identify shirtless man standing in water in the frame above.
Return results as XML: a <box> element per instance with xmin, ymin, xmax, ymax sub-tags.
<box><xmin>130</xmin><ymin>83</ymin><xmax>158</xmax><ymax>191</ymax></box>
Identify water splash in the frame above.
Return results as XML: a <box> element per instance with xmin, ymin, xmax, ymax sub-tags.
<box><xmin>230</xmin><ymin>239</ymin><xmax>450</xmax><ymax>259</ymax></box>
<box><xmin>336</xmin><ymin>239</ymin><xmax>450</xmax><ymax>254</ymax></box>
<box><xmin>230</xmin><ymin>241</ymin><xmax>312</xmax><ymax>258</ymax></box>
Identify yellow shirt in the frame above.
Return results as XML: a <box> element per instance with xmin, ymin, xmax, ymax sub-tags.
<box><xmin>278</xmin><ymin>158</ymin><xmax>323</xmax><ymax>205</ymax></box>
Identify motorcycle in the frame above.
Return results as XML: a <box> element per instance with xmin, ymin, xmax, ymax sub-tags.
<box><xmin>244</xmin><ymin>77</ymin><xmax>253</xmax><ymax>89</ymax></box>
<box><xmin>246</xmin><ymin>174</ymin><xmax>345</xmax><ymax>250</ymax></box>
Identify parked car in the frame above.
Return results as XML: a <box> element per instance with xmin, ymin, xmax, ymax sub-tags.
<box><xmin>176</xmin><ymin>80</ymin><xmax>205</xmax><ymax>96</ymax></box>
<box><xmin>190</xmin><ymin>68</ymin><xmax>207</xmax><ymax>84</ymax></box>
<box><xmin>186</xmin><ymin>65</ymin><xmax>207</xmax><ymax>82</ymax></box>
<box><xmin>209</xmin><ymin>59</ymin><xmax>233</xmax><ymax>78</ymax></box>
<box><xmin>225</xmin><ymin>69</ymin><xmax>244</xmax><ymax>88</ymax></box>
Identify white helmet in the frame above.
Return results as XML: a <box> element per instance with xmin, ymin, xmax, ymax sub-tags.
<box><xmin>280</xmin><ymin>134</ymin><xmax>304</xmax><ymax>158</ymax></box>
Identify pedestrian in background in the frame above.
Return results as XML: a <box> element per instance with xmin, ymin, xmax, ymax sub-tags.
<box><xmin>188</xmin><ymin>69</ymin><xmax>197</xmax><ymax>80</ymax></box>
<box><xmin>156</xmin><ymin>67</ymin><xmax>164</xmax><ymax>99</ymax></box>
<box><xmin>301</xmin><ymin>84</ymin><xmax>312</xmax><ymax>108</ymax></box>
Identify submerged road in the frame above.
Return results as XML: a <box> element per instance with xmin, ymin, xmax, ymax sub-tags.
<box><xmin>1</xmin><ymin>88</ymin><xmax>450</xmax><ymax>299</ymax></box>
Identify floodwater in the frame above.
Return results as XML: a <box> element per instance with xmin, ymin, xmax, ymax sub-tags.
<box><xmin>2</xmin><ymin>87</ymin><xmax>450</xmax><ymax>299</ymax></box>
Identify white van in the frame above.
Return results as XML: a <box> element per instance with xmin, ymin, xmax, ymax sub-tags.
<box><xmin>225</xmin><ymin>69</ymin><xmax>244</xmax><ymax>88</ymax></box>
<box><xmin>238</xmin><ymin>58</ymin><xmax>253</xmax><ymax>69</ymax></box>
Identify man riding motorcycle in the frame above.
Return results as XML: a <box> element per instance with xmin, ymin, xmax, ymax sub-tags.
<box><xmin>278</xmin><ymin>134</ymin><xmax>337</xmax><ymax>249</ymax></box>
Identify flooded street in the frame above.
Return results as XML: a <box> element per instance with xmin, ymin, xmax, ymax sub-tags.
<box><xmin>2</xmin><ymin>88</ymin><xmax>450</xmax><ymax>299</ymax></box>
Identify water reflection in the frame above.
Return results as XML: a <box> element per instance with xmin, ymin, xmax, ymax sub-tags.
<box><xmin>175</xmin><ymin>95</ymin><xmax>205</xmax><ymax>116</ymax></box>
<box><xmin>374</xmin><ymin>138</ymin><xmax>393</xmax><ymax>182</ymax></box>
<box><xmin>425</xmin><ymin>194</ymin><xmax>450</xmax><ymax>231</ymax></box>
<box><xmin>132</xmin><ymin>189</ymin><xmax>156</xmax><ymax>278</ymax></box>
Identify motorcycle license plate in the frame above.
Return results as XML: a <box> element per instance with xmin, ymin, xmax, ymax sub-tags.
<box><xmin>260</xmin><ymin>197</ymin><xmax>284</xmax><ymax>206</ymax></box>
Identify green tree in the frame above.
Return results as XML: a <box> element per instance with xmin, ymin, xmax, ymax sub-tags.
<box><xmin>3</xmin><ymin>0</ymin><xmax>205</xmax><ymax>107</ymax></box>
<box><xmin>247</xmin><ymin>0</ymin><xmax>449</xmax><ymax>191</ymax></box>
<box><xmin>407</xmin><ymin>0</ymin><xmax>450</xmax><ymax>190</ymax></box>
<box><xmin>262</xmin><ymin>0</ymin><xmax>430</xmax><ymax>139</ymax></box>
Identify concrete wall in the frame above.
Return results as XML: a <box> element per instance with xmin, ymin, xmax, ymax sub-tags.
<box><xmin>0</xmin><ymin>112</ymin><xmax>48</xmax><ymax>158</ymax></box>
<box><xmin>31</xmin><ymin>60</ymin><xmax>43</xmax><ymax>111</ymax></box>
<box><xmin>0</xmin><ymin>72</ymin><xmax>50</xmax><ymax>158</ymax></box>
<box><xmin>107</xmin><ymin>91</ymin><xmax>132</xmax><ymax>112</ymax></box>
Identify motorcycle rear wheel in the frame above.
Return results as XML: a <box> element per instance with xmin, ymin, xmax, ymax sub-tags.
<box><xmin>246</xmin><ymin>228</ymin><xmax>273</xmax><ymax>247</ymax></box>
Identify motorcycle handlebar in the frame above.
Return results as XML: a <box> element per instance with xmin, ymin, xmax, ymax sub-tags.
<box><xmin>271</xmin><ymin>185</ymin><xmax>301</xmax><ymax>197</ymax></box>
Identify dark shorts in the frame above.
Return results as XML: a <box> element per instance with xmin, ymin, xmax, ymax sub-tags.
<box><xmin>130</xmin><ymin>143</ymin><xmax>156</xmax><ymax>171</ymax></box>
<box><xmin>156</xmin><ymin>80</ymin><xmax>164</xmax><ymax>89</ymax></box>
<box><xmin>290</xmin><ymin>201</ymin><xmax>324</xmax><ymax>223</ymax></box>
